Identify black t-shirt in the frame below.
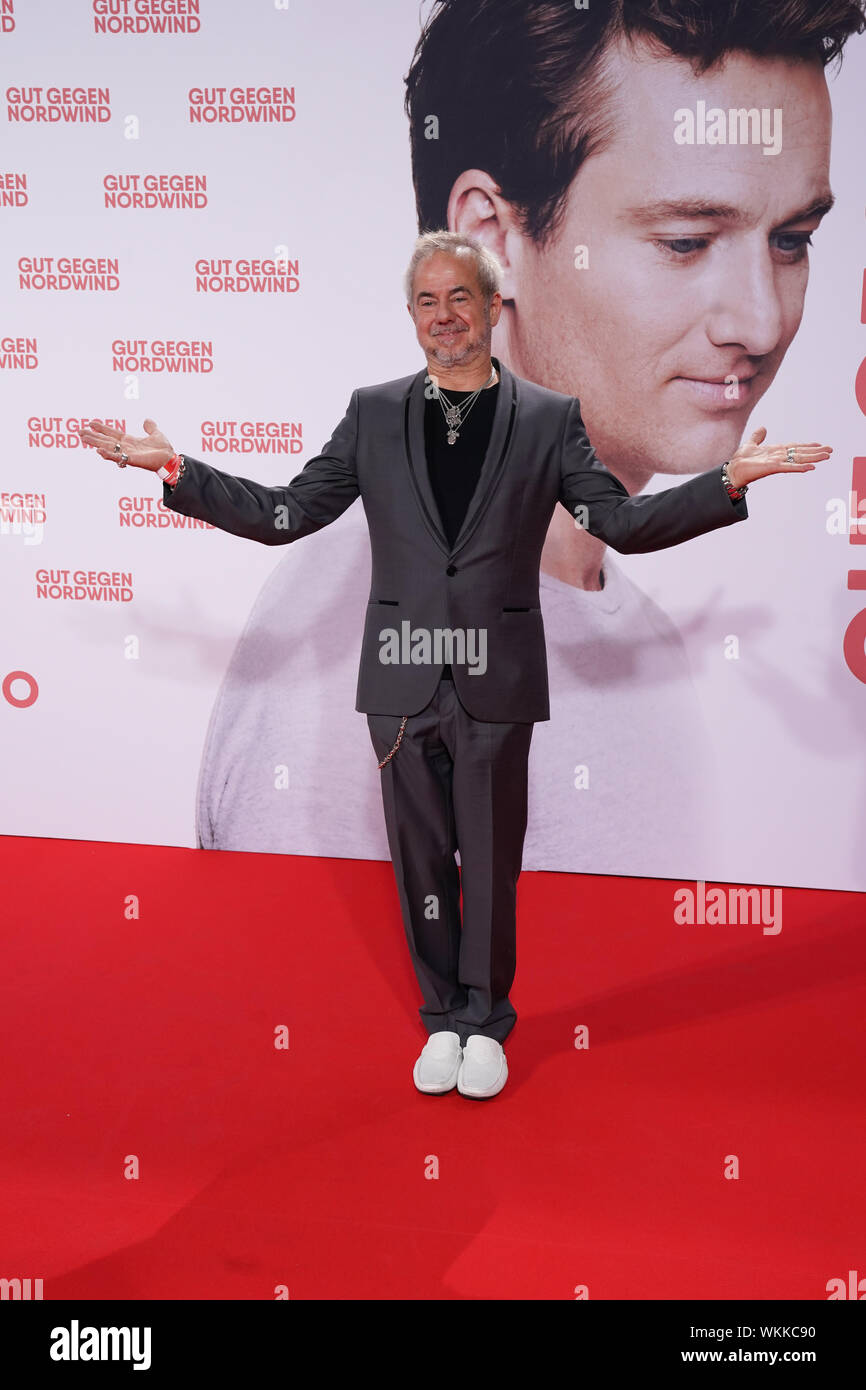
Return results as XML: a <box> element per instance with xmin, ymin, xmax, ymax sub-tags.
<box><xmin>424</xmin><ymin>380</ymin><xmax>499</xmax><ymax>544</ymax></box>
<box><xmin>424</xmin><ymin>379</ymin><xmax>499</xmax><ymax>677</ymax></box>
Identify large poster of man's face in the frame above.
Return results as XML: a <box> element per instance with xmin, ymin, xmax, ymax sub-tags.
<box><xmin>180</xmin><ymin>0</ymin><xmax>865</xmax><ymax>892</ymax></box>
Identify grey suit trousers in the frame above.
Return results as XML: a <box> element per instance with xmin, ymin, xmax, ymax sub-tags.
<box><xmin>367</xmin><ymin>673</ymin><xmax>534</xmax><ymax>1046</ymax></box>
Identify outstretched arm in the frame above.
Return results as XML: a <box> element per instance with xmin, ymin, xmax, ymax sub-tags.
<box><xmin>79</xmin><ymin>391</ymin><xmax>360</xmax><ymax>547</ymax></box>
<box><xmin>559</xmin><ymin>401</ymin><xmax>831</xmax><ymax>555</ymax></box>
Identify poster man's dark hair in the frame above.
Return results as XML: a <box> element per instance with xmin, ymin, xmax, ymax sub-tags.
<box><xmin>404</xmin><ymin>0</ymin><xmax>865</xmax><ymax>247</ymax></box>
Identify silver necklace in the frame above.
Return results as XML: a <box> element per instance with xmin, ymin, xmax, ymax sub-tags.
<box><xmin>433</xmin><ymin>365</ymin><xmax>497</xmax><ymax>444</ymax></box>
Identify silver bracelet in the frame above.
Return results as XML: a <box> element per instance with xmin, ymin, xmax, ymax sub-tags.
<box><xmin>721</xmin><ymin>460</ymin><xmax>748</xmax><ymax>498</ymax></box>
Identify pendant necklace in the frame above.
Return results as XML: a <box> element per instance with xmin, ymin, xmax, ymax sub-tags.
<box><xmin>433</xmin><ymin>365</ymin><xmax>498</xmax><ymax>444</ymax></box>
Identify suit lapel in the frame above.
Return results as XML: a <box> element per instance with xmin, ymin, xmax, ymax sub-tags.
<box><xmin>404</xmin><ymin>355</ymin><xmax>517</xmax><ymax>557</ymax></box>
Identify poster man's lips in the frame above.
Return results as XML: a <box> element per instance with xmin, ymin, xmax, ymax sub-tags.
<box><xmin>676</xmin><ymin>373</ymin><xmax>756</xmax><ymax>384</ymax></box>
<box><xmin>672</xmin><ymin>374</ymin><xmax>757</xmax><ymax>409</ymax></box>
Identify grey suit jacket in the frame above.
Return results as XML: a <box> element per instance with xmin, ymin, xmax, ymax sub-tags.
<box><xmin>162</xmin><ymin>356</ymin><xmax>748</xmax><ymax>722</ymax></box>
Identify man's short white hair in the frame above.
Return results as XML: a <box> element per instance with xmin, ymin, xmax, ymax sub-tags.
<box><xmin>404</xmin><ymin>230</ymin><xmax>503</xmax><ymax>307</ymax></box>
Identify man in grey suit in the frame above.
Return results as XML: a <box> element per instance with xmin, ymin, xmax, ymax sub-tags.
<box><xmin>79</xmin><ymin>231</ymin><xmax>830</xmax><ymax>1100</ymax></box>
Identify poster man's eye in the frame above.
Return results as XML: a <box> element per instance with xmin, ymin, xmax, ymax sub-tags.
<box><xmin>654</xmin><ymin>237</ymin><xmax>709</xmax><ymax>257</ymax></box>
<box><xmin>771</xmin><ymin>232</ymin><xmax>814</xmax><ymax>260</ymax></box>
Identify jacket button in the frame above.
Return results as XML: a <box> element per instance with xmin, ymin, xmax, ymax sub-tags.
<box><xmin>446</xmin><ymin>564</ymin><xmax>457</xmax><ymax>576</ymax></box>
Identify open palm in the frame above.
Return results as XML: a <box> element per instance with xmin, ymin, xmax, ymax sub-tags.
<box><xmin>729</xmin><ymin>426</ymin><xmax>832</xmax><ymax>489</ymax></box>
<box><xmin>78</xmin><ymin>417</ymin><xmax>175</xmax><ymax>471</ymax></box>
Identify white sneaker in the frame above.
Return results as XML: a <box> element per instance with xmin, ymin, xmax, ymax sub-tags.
<box><xmin>413</xmin><ymin>1030</ymin><xmax>463</xmax><ymax>1094</ymax></box>
<box><xmin>457</xmin><ymin>1035</ymin><xmax>508</xmax><ymax>1099</ymax></box>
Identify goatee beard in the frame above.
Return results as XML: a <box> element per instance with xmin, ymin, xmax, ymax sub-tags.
<box><xmin>429</xmin><ymin>327</ymin><xmax>491</xmax><ymax>369</ymax></box>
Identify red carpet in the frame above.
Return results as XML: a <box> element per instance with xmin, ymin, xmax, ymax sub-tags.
<box><xmin>1</xmin><ymin>835</ymin><xmax>863</xmax><ymax>1300</ymax></box>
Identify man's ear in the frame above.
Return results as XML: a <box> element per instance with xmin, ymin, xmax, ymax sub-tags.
<box><xmin>447</xmin><ymin>169</ymin><xmax>521</xmax><ymax>300</ymax></box>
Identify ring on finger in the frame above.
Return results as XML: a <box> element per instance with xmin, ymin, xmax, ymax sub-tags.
<box><xmin>786</xmin><ymin>446</ymin><xmax>796</xmax><ymax>465</ymax></box>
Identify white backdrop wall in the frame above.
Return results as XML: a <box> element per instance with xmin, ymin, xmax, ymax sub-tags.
<box><xmin>1</xmin><ymin>0</ymin><xmax>864</xmax><ymax>893</ymax></box>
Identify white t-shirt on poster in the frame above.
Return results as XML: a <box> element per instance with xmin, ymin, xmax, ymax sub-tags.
<box><xmin>194</xmin><ymin>508</ymin><xmax>719</xmax><ymax>879</ymax></box>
